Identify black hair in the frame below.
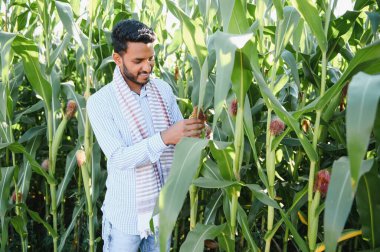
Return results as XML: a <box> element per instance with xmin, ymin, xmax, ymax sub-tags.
<box><xmin>111</xmin><ymin>19</ymin><xmax>156</xmax><ymax>53</ymax></box>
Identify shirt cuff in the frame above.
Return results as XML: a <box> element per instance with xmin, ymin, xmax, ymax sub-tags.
<box><xmin>147</xmin><ymin>132</ymin><xmax>169</xmax><ymax>163</ymax></box>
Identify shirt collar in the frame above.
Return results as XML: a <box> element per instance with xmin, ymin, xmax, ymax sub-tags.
<box><xmin>131</xmin><ymin>83</ymin><xmax>149</xmax><ymax>98</ymax></box>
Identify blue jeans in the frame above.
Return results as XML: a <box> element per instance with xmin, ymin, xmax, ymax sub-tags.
<box><xmin>102</xmin><ymin>218</ymin><xmax>170</xmax><ymax>252</ymax></box>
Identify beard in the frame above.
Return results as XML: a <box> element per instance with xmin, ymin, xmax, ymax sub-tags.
<box><xmin>121</xmin><ymin>63</ymin><xmax>152</xmax><ymax>86</ymax></box>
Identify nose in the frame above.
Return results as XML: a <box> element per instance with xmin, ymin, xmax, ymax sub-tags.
<box><xmin>142</xmin><ymin>60</ymin><xmax>154</xmax><ymax>73</ymax></box>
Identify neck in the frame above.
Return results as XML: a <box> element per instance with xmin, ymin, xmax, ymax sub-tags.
<box><xmin>121</xmin><ymin>73</ymin><xmax>143</xmax><ymax>95</ymax></box>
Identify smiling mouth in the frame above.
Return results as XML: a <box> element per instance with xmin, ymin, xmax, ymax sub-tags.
<box><xmin>139</xmin><ymin>73</ymin><xmax>150</xmax><ymax>78</ymax></box>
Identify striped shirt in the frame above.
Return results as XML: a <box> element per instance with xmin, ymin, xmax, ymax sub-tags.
<box><xmin>87</xmin><ymin>78</ymin><xmax>183</xmax><ymax>234</ymax></box>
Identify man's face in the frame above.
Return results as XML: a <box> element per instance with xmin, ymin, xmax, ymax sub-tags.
<box><xmin>113</xmin><ymin>42</ymin><xmax>155</xmax><ymax>90</ymax></box>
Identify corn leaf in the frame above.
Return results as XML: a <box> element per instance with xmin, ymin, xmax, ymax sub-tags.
<box><xmin>159</xmin><ymin>138</ymin><xmax>209</xmax><ymax>252</ymax></box>
<box><xmin>1</xmin><ymin>142</ymin><xmax>55</xmax><ymax>184</ymax></box>
<box><xmin>179</xmin><ymin>223</ymin><xmax>227</xmax><ymax>252</ymax></box>
<box><xmin>18</xmin><ymin>136</ymin><xmax>41</xmax><ymax>203</ymax></box>
<box><xmin>290</xmin><ymin>0</ymin><xmax>327</xmax><ymax>52</ymax></box>
<box><xmin>55</xmin><ymin>1</ymin><xmax>84</xmax><ymax>48</ymax></box>
<box><xmin>217</xmin><ymin>224</ymin><xmax>235</xmax><ymax>252</ymax></box>
<box><xmin>56</xmin><ymin>144</ymin><xmax>80</xmax><ymax>207</ymax></box>
<box><xmin>294</xmin><ymin>40</ymin><xmax>380</xmax><ymax>119</ymax></box>
<box><xmin>272</xmin><ymin>0</ymin><xmax>284</xmax><ymax>20</ymax></box>
<box><xmin>203</xmin><ymin>190</ymin><xmax>223</xmax><ymax>225</ymax></box>
<box><xmin>166</xmin><ymin>0</ymin><xmax>207</xmax><ymax>66</ymax></box>
<box><xmin>237</xmin><ymin>204</ymin><xmax>260</xmax><ymax>252</ymax></box>
<box><xmin>265</xmin><ymin>185</ymin><xmax>308</xmax><ymax>240</ymax></box>
<box><xmin>11</xmin><ymin>35</ymin><xmax>52</xmax><ymax>108</ymax></box>
<box><xmin>245</xmin><ymin>184</ymin><xmax>280</xmax><ymax>209</ymax></box>
<box><xmin>208</xmin><ymin>31</ymin><xmax>252</xmax><ymax>130</ymax></box>
<box><xmin>254</xmin><ymin>75</ymin><xmax>318</xmax><ymax>162</ymax></box>
<box><xmin>192</xmin><ymin>177</ymin><xmax>237</xmax><ymax>189</ymax></box>
<box><xmin>58</xmin><ymin>199</ymin><xmax>85</xmax><ymax>252</ymax></box>
<box><xmin>275</xmin><ymin>6</ymin><xmax>300</xmax><ymax>59</ymax></box>
<box><xmin>279</xmin><ymin>209</ymin><xmax>308</xmax><ymax>252</ymax></box>
<box><xmin>0</xmin><ymin>166</ymin><xmax>15</xmax><ymax>219</ymax></box>
<box><xmin>26</xmin><ymin>206</ymin><xmax>58</xmax><ymax>238</ymax></box>
<box><xmin>346</xmin><ymin>72</ymin><xmax>380</xmax><ymax>186</ymax></box>
<box><xmin>227</xmin><ymin>0</ymin><xmax>249</xmax><ymax>33</ymax></box>
<box><xmin>356</xmin><ymin>163</ymin><xmax>380</xmax><ymax>248</ymax></box>
<box><xmin>324</xmin><ymin>157</ymin><xmax>373</xmax><ymax>252</ymax></box>
<box><xmin>209</xmin><ymin>142</ymin><xmax>234</xmax><ymax>180</ymax></box>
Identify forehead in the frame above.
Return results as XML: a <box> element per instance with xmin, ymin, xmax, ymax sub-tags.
<box><xmin>123</xmin><ymin>42</ymin><xmax>155</xmax><ymax>58</ymax></box>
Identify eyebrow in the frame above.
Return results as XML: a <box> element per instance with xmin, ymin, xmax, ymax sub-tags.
<box><xmin>133</xmin><ymin>55</ymin><xmax>155</xmax><ymax>60</ymax></box>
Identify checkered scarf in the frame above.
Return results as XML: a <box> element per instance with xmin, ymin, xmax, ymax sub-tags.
<box><xmin>113</xmin><ymin>67</ymin><xmax>174</xmax><ymax>238</ymax></box>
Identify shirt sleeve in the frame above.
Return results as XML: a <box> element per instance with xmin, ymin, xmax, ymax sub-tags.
<box><xmin>87</xmin><ymin>91</ymin><xmax>168</xmax><ymax>171</ymax></box>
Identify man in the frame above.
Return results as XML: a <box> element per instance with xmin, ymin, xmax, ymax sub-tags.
<box><xmin>87</xmin><ymin>19</ymin><xmax>204</xmax><ymax>251</ymax></box>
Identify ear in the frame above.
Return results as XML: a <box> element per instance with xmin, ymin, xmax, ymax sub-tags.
<box><xmin>113</xmin><ymin>52</ymin><xmax>122</xmax><ymax>66</ymax></box>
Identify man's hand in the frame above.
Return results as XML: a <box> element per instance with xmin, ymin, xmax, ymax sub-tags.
<box><xmin>160</xmin><ymin>118</ymin><xmax>205</xmax><ymax>145</ymax></box>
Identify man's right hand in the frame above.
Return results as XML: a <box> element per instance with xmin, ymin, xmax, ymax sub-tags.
<box><xmin>160</xmin><ymin>118</ymin><xmax>205</xmax><ymax>145</ymax></box>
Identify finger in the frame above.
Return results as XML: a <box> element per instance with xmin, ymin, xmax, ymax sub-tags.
<box><xmin>185</xmin><ymin>118</ymin><xmax>203</xmax><ymax>124</ymax></box>
<box><xmin>185</xmin><ymin>123</ymin><xmax>205</xmax><ymax>131</ymax></box>
<box><xmin>185</xmin><ymin>130</ymin><xmax>202</xmax><ymax>137</ymax></box>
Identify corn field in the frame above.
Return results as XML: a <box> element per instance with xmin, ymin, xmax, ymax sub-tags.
<box><xmin>1</xmin><ymin>0</ymin><xmax>380</xmax><ymax>251</ymax></box>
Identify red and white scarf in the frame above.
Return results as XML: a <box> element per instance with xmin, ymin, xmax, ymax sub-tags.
<box><xmin>113</xmin><ymin>67</ymin><xmax>174</xmax><ymax>238</ymax></box>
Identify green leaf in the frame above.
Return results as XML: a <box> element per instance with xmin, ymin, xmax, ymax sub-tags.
<box><xmin>55</xmin><ymin>1</ymin><xmax>84</xmax><ymax>48</ymax></box>
<box><xmin>14</xmin><ymin>100</ymin><xmax>44</xmax><ymax>124</ymax></box>
<box><xmin>48</xmin><ymin>33</ymin><xmax>71</xmax><ymax>73</ymax></box>
<box><xmin>193</xmin><ymin>177</ymin><xmax>237</xmax><ymax>189</ymax></box>
<box><xmin>356</xmin><ymin>163</ymin><xmax>380</xmax><ymax>248</ymax></box>
<box><xmin>201</xmin><ymin>159</ymin><xmax>224</xmax><ymax>181</ymax></box>
<box><xmin>290</xmin><ymin>0</ymin><xmax>327</xmax><ymax>52</ymax></box>
<box><xmin>198</xmin><ymin>56</ymin><xmax>209</xmax><ymax>112</ymax></box>
<box><xmin>324</xmin><ymin>157</ymin><xmax>373</xmax><ymax>252</ymax></box>
<box><xmin>275</xmin><ymin>6</ymin><xmax>300</xmax><ymax>59</ymax></box>
<box><xmin>355</xmin><ymin>0</ymin><xmax>376</xmax><ymax>10</ymax></box>
<box><xmin>217</xmin><ymin>225</ymin><xmax>235</xmax><ymax>252</ymax></box>
<box><xmin>18</xmin><ymin>126</ymin><xmax>45</xmax><ymax>144</ymax></box>
<box><xmin>219</xmin><ymin>0</ymin><xmax>235</xmax><ymax>31</ymax></box>
<box><xmin>18</xmin><ymin>136</ymin><xmax>42</xmax><ymax>203</ymax></box>
<box><xmin>227</xmin><ymin>0</ymin><xmax>249</xmax><ymax>33</ymax></box>
<box><xmin>209</xmin><ymin>142</ymin><xmax>234</xmax><ymax>180</ymax></box>
<box><xmin>159</xmin><ymin>138</ymin><xmax>209</xmax><ymax>252</ymax></box>
<box><xmin>279</xmin><ymin>209</ymin><xmax>308</xmax><ymax>252</ymax></box>
<box><xmin>208</xmin><ymin>31</ymin><xmax>252</xmax><ymax>130</ymax></box>
<box><xmin>179</xmin><ymin>223</ymin><xmax>226</xmax><ymax>252</ymax></box>
<box><xmin>166</xmin><ymin>0</ymin><xmax>207</xmax><ymax>66</ymax></box>
<box><xmin>10</xmin><ymin>215</ymin><xmax>27</xmax><ymax>239</ymax></box>
<box><xmin>237</xmin><ymin>205</ymin><xmax>260</xmax><ymax>252</ymax></box>
<box><xmin>96</xmin><ymin>56</ymin><xmax>114</xmax><ymax>73</ymax></box>
<box><xmin>62</xmin><ymin>81</ymin><xmax>86</xmax><ymax>137</ymax></box>
<box><xmin>295</xmin><ymin>40</ymin><xmax>380</xmax><ymax>119</ymax></box>
<box><xmin>231</xmin><ymin>50</ymin><xmax>252</xmax><ymax>105</ymax></box>
<box><xmin>272</xmin><ymin>0</ymin><xmax>284</xmax><ymax>20</ymax></box>
<box><xmin>2</xmin><ymin>142</ymin><xmax>55</xmax><ymax>184</ymax></box>
<box><xmin>27</xmin><ymin>207</ymin><xmax>58</xmax><ymax>238</ymax></box>
<box><xmin>58</xmin><ymin>199</ymin><xmax>85</xmax><ymax>252</ymax></box>
<box><xmin>11</xmin><ymin>35</ymin><xmax>52</xmax><ymax>108</ymax></box>
<box><xmin>204</xmin><ymin>190</ymin><xmax>223</xmax><ymax>225</ymax></box>
<box><xmin>346</xmin><ymin>72</ymin><xmax>380</xmax><ymax>186</ymax></box>
<box><xmin>245</xmin><ymin>184</ymin><xmax>280</xmax><ymax>209</ymax></box>
<box><xmin>0</xmin><ymin>32</ymin><xmax>16</xmax><ymax>121</ymax></box>
<box><xmin>282</xmin><ymin>50</ymin><xmax>300</xmax><ymax>87</ymax></box>
<box><xmin>242</xmin><ymin>96</ymin><xmax>268</xmax><ymax>189</ymax></box>
<box><xmin>265</xmin><ymin>185</ymin><xmax>307</xmax><ymax>240</ymax></box>
<box><xmin>91</xmin><ymin>142</ymin><xmax>103</xmax><ymax>203</ymax></box>
<box><xmin>0</xmin><ymin>166</ymin><xmax>15</xmax><ymax>218</ymax></box>
<box><xmin>56</xmin><ymin>144</ymin><xmax>80</xmax><ymax>207</ymax></box>
<box><xmin>255</xmin><ymin>77</ymin><xmax>318</xmax><ymax>161</ymax></box>
<box><xmin>0</xmin><ymin>32</ymin><xmax>16</xmax><ymax>88</ymax></box>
